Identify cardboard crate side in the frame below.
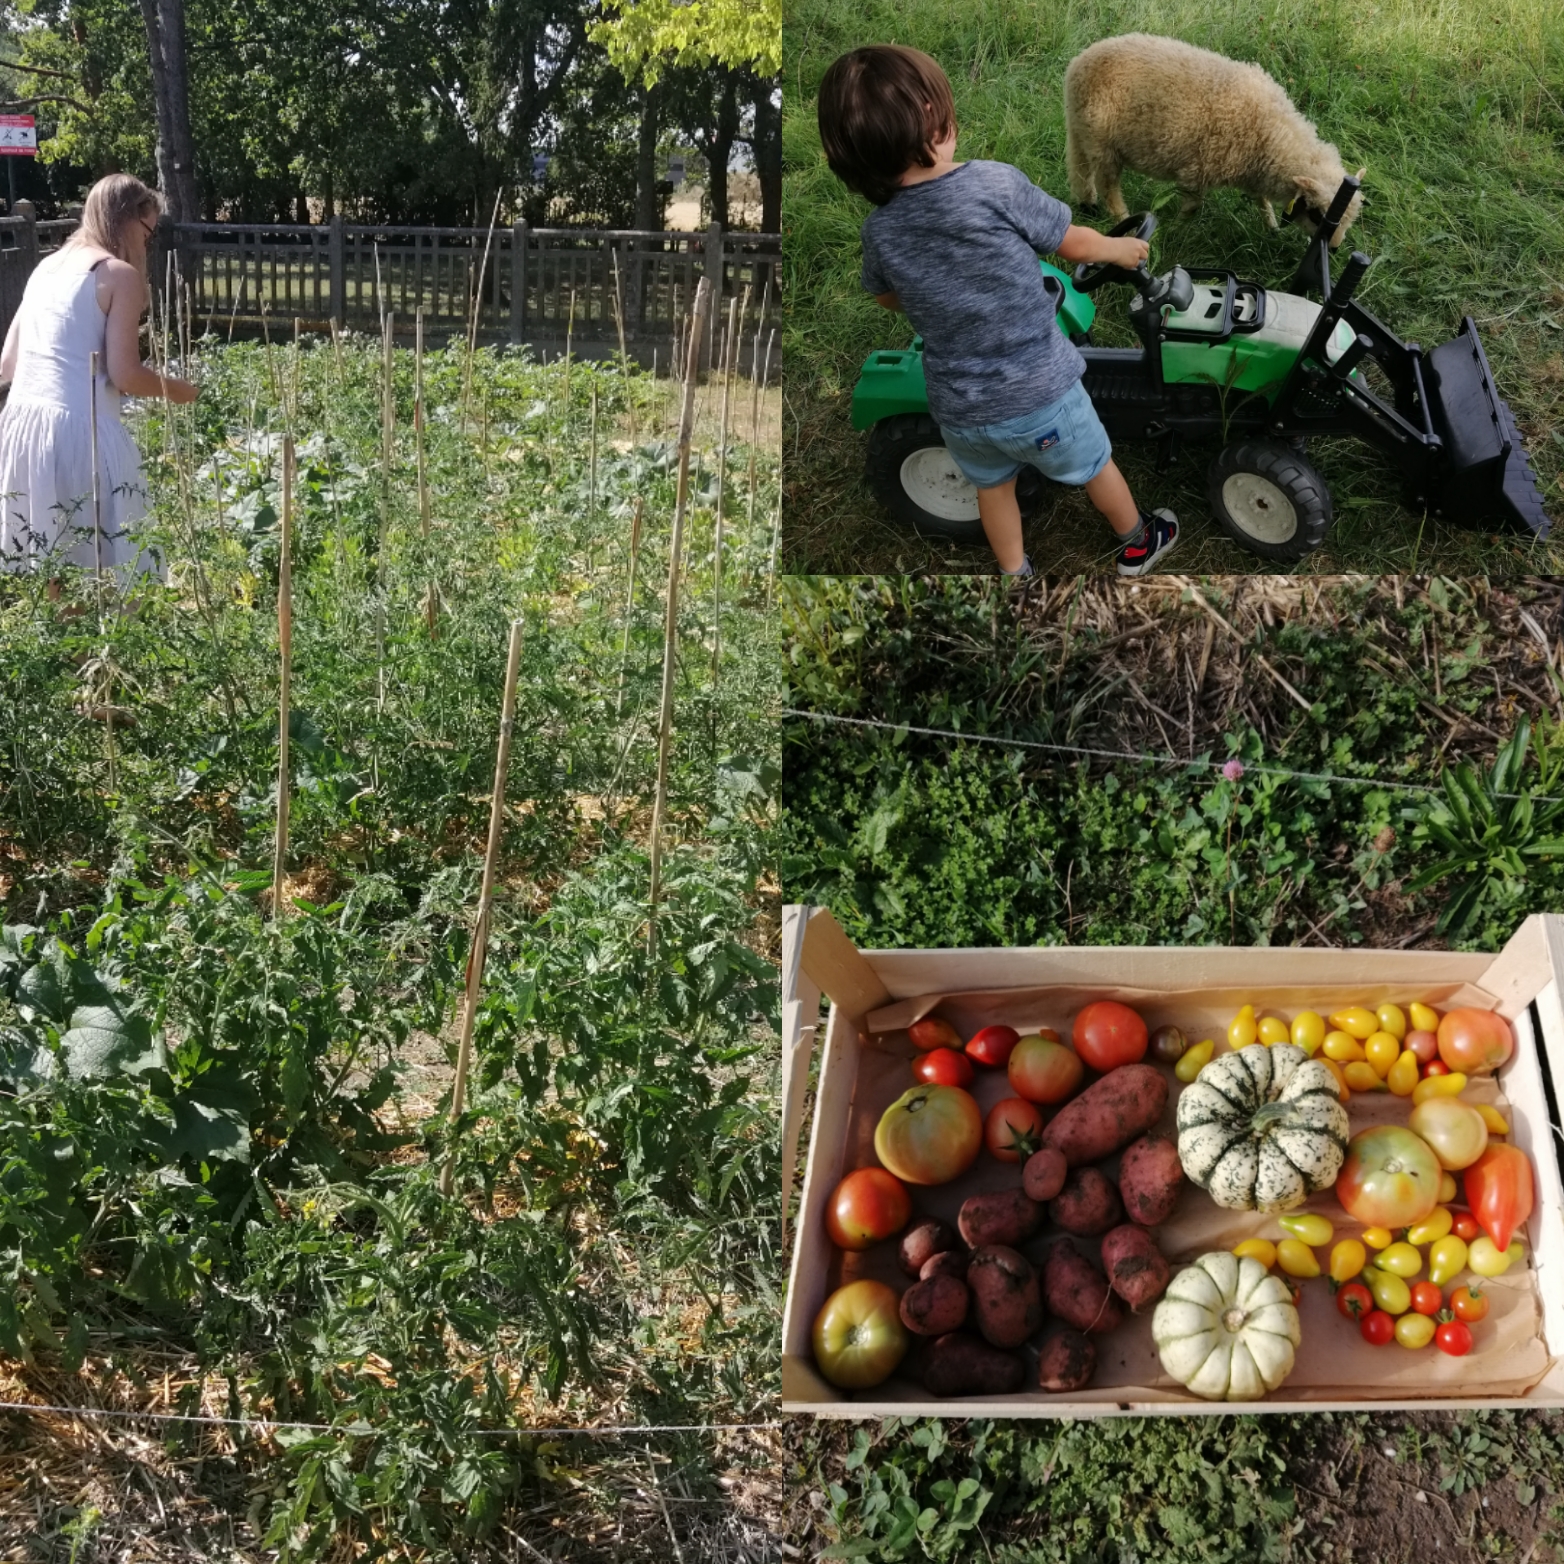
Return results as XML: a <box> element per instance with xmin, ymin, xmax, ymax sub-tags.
<box><xmin>1511</xmin><ymin>984</ymin><xmax>1564</xmax><ymax>1387</ymax></box>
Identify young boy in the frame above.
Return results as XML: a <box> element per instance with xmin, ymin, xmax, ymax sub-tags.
<box><xmin>817</xmin><ymin>44</ymin><xmax>1179</xmax><ymax>577</ymax></box>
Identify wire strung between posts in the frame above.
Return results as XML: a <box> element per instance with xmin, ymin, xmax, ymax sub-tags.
<box><xmin>782</xmin><ymin>708</ymin><xmax>1564</xmax><ymax>805</ymax></box>
<box><xmin>0</xmin><ymin>1401</ymin><xmax>781</xmax><ymax>1438</ymax></box>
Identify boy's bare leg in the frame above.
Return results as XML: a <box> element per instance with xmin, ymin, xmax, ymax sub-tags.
<box><xmin>975</xmin><ymin>478</ymin><xmax>1026</xmax><ymax>573</ymax></box>
<box><xmin>1084</xmin><ymin>460</ymin><xmax>1143</xmax><ymax>536</ymax></box>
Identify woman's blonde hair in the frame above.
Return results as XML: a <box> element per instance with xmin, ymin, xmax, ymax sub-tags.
<box><xmin>66</xmin><ymin>174</ymin><xmax>163</xmax><ymax>269</ymax></box>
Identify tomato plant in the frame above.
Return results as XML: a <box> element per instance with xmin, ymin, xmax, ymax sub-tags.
<box><xmin>1436</xmin><ymin>1008</ymin><xmax>1514</xmax><ymax>1075</ymax></box>
<box><xmin>1361</xmin><ymin>1310</ymin><xmax>1395</xmax><ymax>1346</ymax></box>
<box><xmin>912</xmin><ymin>1048</ymin><xmax>974</xmax><ymax>1088</ymax></box>
<box><xmin>1072</xmin><ymin>1000</ymin><xmax>1148</xmax><ymax>1072</ymax></box>
<box><xmin>812</xmin><ymin>1280</ymin><xmax>909</xmax><ymax>1388</ymax></box>
<box><xmin>1336</xmin><ymin>1281</ymin><xmax>1373</xmax><ymax>1320</ymax></box>
<box><xmin>824</xmin><ymin>1168</ymin><xmax>912</xmax><ymax>1250</ymax></box>
<box><xmin>874</xmin><ymin>1084</ymin><xmax>984</xmax><ymax>1185</ymax></box>
<box><xmin>984</xmin><ymin>1097</ymin><xmax>1046</xmax><ymax>1162</ymax></box>
<box><xmin>909</xmin><ymin>1016</ymin><xmax>964</xmax><ymax>1053</ymax></box>
<box><xmin>1007</xmin><ymin>1032</ymin><xmax>1082</xmax><ymax>1104</ymax></box>
<box><xmin>965</xmin><ymin>1024</ymin><xmax>1020</xmax><ymax>1068</ymax></box>
<box><xmin>1337</xmin><ymin>1126</ymin><xmax>1442</xmax><ymax>1227</ymax></box>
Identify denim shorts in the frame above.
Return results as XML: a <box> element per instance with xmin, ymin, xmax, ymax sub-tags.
<box><xmin>939</xmin><ymin>379</ymin><xmax>1112</xmax><ymax>490</ymax></box>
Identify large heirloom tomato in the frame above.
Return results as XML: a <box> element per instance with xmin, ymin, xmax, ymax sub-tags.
<box><xmin>873</xmin><ymin>1084</ymin><xmax>984</xmax><ymax>1186</ymax></box>
<box><xmin>1406</xmin><ymin>1097</ymin><xmax>1488</xmax><ymax>1171</ymax></box>
<box><xmin>824</xmin><ymin>1168</ymin><xmax>912</xmax><ymax>1250</ymax></box>
<box><xmin>1008</xmin><ymin>1032</ymin><xmax>1083</xmax><ymax>1104</ymax></box>
<box><xmin>1073</xmin><ymin>1001</ymin><xmax>1148</xmax><ymax>1073</ymax></box>
<box><xmin>1336</xmin><ymin>1126</ymin><xmax>1442</xmax><ymax>1228</ymax></box>
<box><xmin>1436</xmin><ymin>1008</ymin><xmax>1514</xmax><ymax>1075</ymax></box>
<box><xmin>811</xmin><ymin>1280</ymin><xmax>908</xmax><ymax>1388</ymax></box>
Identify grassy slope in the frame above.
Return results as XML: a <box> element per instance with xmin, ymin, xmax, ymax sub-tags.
<box><xmin>783</xmin><ymin>0</ymin><xmax>1564</xmax><ymax>574</ymax></box>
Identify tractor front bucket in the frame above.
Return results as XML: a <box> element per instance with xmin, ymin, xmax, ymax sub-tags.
<box><xmin>1424</xmin><ymin>317</ymin><xmax>1552</xmax><ymax>539</ymax></box>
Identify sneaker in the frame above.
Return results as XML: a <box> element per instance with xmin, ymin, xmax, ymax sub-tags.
<box><xmin>1116</xmin><ymin>508</ymin><xmax>1179</xmax><ymax>576</ymax></box>
<box><xmin>1001</xmin><ymin>553</ymin><xmax>1034</xmax><ymax>579</ymax></box>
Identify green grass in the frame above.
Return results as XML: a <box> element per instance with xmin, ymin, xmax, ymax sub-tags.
<box><xmin>782</xmin><ymin>0</ymin><xmax>1564</xmax><ymax>574</ymax></box>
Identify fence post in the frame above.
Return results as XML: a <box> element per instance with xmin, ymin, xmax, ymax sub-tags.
<box><xmin>510</xmin><ymin>219</ymin><xmax>527</xmax><ymax>345</ymax></box>
<box><xmin>329</xmin><ymin>213</ymin><xmax>345</xmax><ymax>329</ymax></box>
<box><xmin>702</xmin><ymin>220</ymin><xmax>723</xmax><ymax>373</ymax></box>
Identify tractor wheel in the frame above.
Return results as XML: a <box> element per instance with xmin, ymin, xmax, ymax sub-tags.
<box><xmin>1208</xmin><ymin>440</ymin><xmax>1333</xmax><ymax>561</ymax></box>
<box><xmin>865</xmin><ymin>414</ymin><xmax>1042</xmax><ymax>544</ymax></box>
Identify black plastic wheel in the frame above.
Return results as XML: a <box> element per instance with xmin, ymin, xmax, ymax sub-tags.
<box><xmin>1208</xmin><ymin>439</ymin><xmax>1334</xmax><ymax>561</ymax></box>
<box><xmin>865</xmin><ymin>414</ymin><xmax>1043</xmax><ymax>543</ymax></box>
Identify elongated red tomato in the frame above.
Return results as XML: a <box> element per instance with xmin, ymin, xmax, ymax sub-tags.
<box><xmin>1463</xmin><ymin>1143</ymin><xmax>1534</xmax><ymax>1251</ymax></box>
<box><xmin>824</xmin><ymin>1168</ymin><xmax>911</xmax><ymax>1251</ymax></box>
<box><xmin>966</xmin><ymin>1024</ymin><xmax>1020</xmax><ymax>1069</ymax></box>
<box><xmin>873</xmin><ymin>1084</ymin><xmax>983</xmax><ymax>1186</ymax></box>
<box><xmin>913</xmin><ymin>1047</ymin><xmax>974</xmax><ymax>1089</ymax></box>
<box><xmin>1072</xmin><ymin>1001</ymin><xmax>1148</xmax><ymax>1073</ymax></box>
<box><xmin>909</xmin><ymin>1016</ymin><xmax>964</xmax><ymax>1053</ymax></box>
<box><xmin>984</xmin><ymin>1097</ymin><xmax>1046</xmax><ymax>1163</ymax></box>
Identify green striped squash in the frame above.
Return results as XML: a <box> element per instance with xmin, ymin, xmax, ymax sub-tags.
<box><xmin>1176</xmin><ymin>1042</ymin><xmax>1349</xmax><ymax>1212</ymax></box>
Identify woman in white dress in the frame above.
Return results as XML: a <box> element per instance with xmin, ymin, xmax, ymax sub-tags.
<box><xmin>0</xmin><ymin>173</ymin><xmax>197</xmax><ymax>579</ymax></box>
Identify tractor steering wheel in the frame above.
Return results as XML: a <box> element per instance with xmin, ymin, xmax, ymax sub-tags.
<box><xmin>1072</xmin><ymin>211</ymin><xmax>1159</xmax><ymax>293</ymax></box>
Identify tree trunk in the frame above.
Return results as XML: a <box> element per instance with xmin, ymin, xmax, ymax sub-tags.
<box><xmin>635</xmin><ymin>80</ymin><xmax>662</xmax><ymax>232</ymax></box>
<box><xmin>750</xmin><ymin>77</ymin><xmax>780</xmax><ymax>234</ymax></box>
<box><xmin>138</xmin><ymin>0</ymin><xmax>199</xmax><ymax>221</ymax></box>
<box><xmin>706</xmin><ymin>73</ymin><xmax>739</xmax><ymax>229</ymax></box>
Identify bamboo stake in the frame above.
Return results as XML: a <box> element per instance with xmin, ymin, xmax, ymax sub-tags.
<box><xmin>415</xmin><ymin>308</ymin><xmax>430</xmax><ymax>535</ymax></box>
<box><xmin>87</xmin><ymin>351</ymin><xmax>114</xmax><ymax>791</ymax></box>
<box><xmin>462</xmin><ymin>190</ymin><xmax>504</xmax><ymax>431</ymax></box>
<box><xmin>380</xmin><ymin>310</ymin><xmax>394</xmax><ymax>553</ymax></box>
<box><xmin>746</xmin><ymin>328</ymin><xmax>775</xmax><ymax>568</ymax></box>
<box><xmin>272</xmin><ymin>436</ymin><xmax>295</xmax><ymax>917</ymax></box>
<box><xmin>767</xmin><ymin>476</ymin><xmax>783</xmax><ymax>604</ymax></box>
<box><xmin>608</xmin><ymin>248</ymin><xmax>640</xmax><ymax>448</ymax></box>
<box><xmin>711</xmin><ymin>292</ymin><xmax>741</xmax><ymax>682</ymax></box>
<box><xmin>647</xmin><ymin>277</ymin><xmax>711</xmax><ymax>949</ymax></box>
<box><xmin>615</xmin><ymin>495</ymin><xmax>644</xmax><ymax>719</ymax></box>
<box><xmin>588</xmin><ymin>384</ymin><xmax>598</xmax><ymax>539</ymax></box>
<box><xmin>563</xmin><ymin>286</ymin><xmax>576</xmax><ymax>411</ymax></box>
<box><xmin>440</xmin><ymin>616</ymin><xmax>525</xmax><ymax>1198</ymax></box>
<box><xmin>292</xmin><ymin>314</ymin><xmax>302</xmax><ymax>432</ymax></box>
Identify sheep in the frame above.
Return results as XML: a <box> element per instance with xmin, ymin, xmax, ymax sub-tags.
<box><xmin>1064</xmin><ymin>34</ymin><xmax>1365</xmax><ymax>246</ymax></box>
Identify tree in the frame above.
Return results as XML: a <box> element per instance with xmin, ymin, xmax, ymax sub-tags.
<box><xmin>138</xmin><ymin>0</ymin><xmax>198</xmax><ymax>218</ymax></box>
<box><xmin>744</xmin><ymin>71</ymin><xmax>777</xmax><ymax>233</ymax></box>
<box><xmin>663</xmin><ymin>62</ymin><xmax>740</xmax><ymax>229</ymax></box>
<box><xmin>590</xmin><ymin>0</ymin><xmax>779</xmax><ymax>85</ymax></box>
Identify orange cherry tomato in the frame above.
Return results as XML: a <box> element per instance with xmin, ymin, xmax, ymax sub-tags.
<box><xmin>1451</xmin><ymin>1210</ymin><xmax>1480</xmax><ymax>1242</ymax></box>
<box><xmin>1410</xmin><ymin>1281</ymin><xmax>1443</xmax><ymax>1316</ymax></box>
<box><xmin>1451</xmin><ymin>1284</ymin><xmax>1490</xmax><ymax>1322</ymax></box>
<box><xmin>1424</xmin><ymin>1059</ymin><xmax>1451</xmax><ymax>1077</ymax></box>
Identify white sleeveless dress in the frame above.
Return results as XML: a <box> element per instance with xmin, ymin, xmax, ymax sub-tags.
<box><xmin>0</xmin><ymin>256</ymin><xmax>156</xmax><ymax>577</ymax></box>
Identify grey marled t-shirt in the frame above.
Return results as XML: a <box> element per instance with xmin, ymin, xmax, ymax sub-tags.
<box><xmin>861</xmin><ymin>160</ymin><xmax>1085</xmax><ymax>428</ymax></box>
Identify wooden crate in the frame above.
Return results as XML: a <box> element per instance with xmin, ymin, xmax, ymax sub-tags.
<box><xmin>780</xmin><ymin>908</ymin><xmax>1564</xmax><ymax>1417</ymax></box>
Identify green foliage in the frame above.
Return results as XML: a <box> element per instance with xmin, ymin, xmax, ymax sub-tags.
<box><xmin>593</xmin><ymin>0</ymin><xmax>781</xmax><ymax>83</ymax></box>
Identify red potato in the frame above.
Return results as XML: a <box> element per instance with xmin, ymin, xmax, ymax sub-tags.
<box><xmin>1043</xmin><ymin>1241</ymin><xmax>1123</xmax><ymax>1334</ymax></box>
<box><xmin>966</xmin><ymin>1245</ymin><xmax>1044</xmax><ymax>1349</ymax></box>
<box><xmin>1100</xmin><ymin>1224</ymin><xmax>1171</xmax><ymax>1311</ymax></box>
<box><xmin>1117</xmin><ymin>1135</ymin><xmax>1184</xmax><ymax>1226</ymax></box>
<box><xmin>1048</xmin><ymin>1166</ymin><xmax>1124</xmax><ymax>1236</ymax></box>
<box><xmin>1022</xmin><ymin>1146</ymin><xmax>1068</xmax><ymax>1202</ymax></box>
<box><xmin>1041</xmin><ymin>1064</ymin><xmax>1168</xmax><ymax>1167</ymax></box>
<box><xmin>899</xmin><ymin>1219</ymin><xmax>960</xmax><ymax>1278</ymax></box>
<box><xmin>1038</xmin><ymin>1330</ymin><xmax>1097</xmax><ymax>1392</ymax></box>
<box><xmin>921</xmin><ymin>1249</ymin><xmax>970</xmax><ymax>1282</ymax></box>
<box><xmin>920</xmin><ymin>1332</ymin><xmax>1026</xmax><ymax>1398</ymax></box>
<box><xmin>958</xmin><ymin>1188</ymin><xmax>1043</xmax><ymax>1250</ymax></box>
<box><xmin>899</xmin><ymin>1275</ymin><xmax>969</xmax><ymax>1336</ymax></box>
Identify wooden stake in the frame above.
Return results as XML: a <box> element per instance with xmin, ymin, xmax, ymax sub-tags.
<box><xmin>88</xmin><ymin>350</ymin><xmax>114</xmax><ymax>791</ymax></box>
<box><xmin>711</xmin><ymin>291</ymin><xmax>741</xmax><ymax>679</ymax></box>
<box><xmin>292</xmin><ymin>314</ymin><xmax>302</xmax><ymax>431</ymax></box>
<box><xmin>609</xmin><ymin>247</ymin><xmax>639</xmax><ymax>447</ymax></box>
<box><xmin>462</xmin><ymin>190</ymin><xmax>503</xmax><ymax>431</ymax></box>
<box><xmin>746</xmin><ymin>327</ymin><xmax>775</xmax><ymax>566</ymax></box>
<box><xmin>441</xmin><ymin>617</ymin><xmax>525</xmax><ymax>1198</ymax></box>
<box><xmin>615</xmin><ymin>495</ymin><xmax>644</xmax><ymax>719</ymax></box>
<box><xmin>588</xmin><ymin>384</ymin><xmax>598</xmax><ymax>537</ymax></box>
<box><xmin>415</xmin><ymin>307</ymin><xmax>430</xmax><ymax>535</ymax></box>
<box><xmin>647</xmin><ymin>277</ymin><xmax>711</xmax><ymax>947</ymax></box>
<box><xmin>563</xmin><ymin>286</ymin><xmax>576</xmax><ymax>411</ymax></box>
<box><xmin>380</xmin><ymin>310</ymin><xmax>394</xmax><ymax>552</ymax></box>
<box><xmin>767</xmin><ymin>477</ymin><xmax>783</xmax><ymax>604</ymax></box>
<box><xmin>272</xmin><ymin>436</ymin><xmax>295</xmax><ymax>917</ymax></box>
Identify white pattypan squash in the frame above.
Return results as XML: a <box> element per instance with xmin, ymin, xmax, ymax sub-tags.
<box><xmin>1152</xmin><ymin>1251</ymin><xmax>1300</xmax><ymax>1401</ymax></box>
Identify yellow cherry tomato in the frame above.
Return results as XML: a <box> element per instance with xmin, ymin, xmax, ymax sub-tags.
<box><xmin>1475</xmin><ymin>1105</ymin><xmax>1510</xmax><ymax>1136</ymax></box>
<box><xmin>1291</xmin><ymin>1010</ymin><xmax>1326</xmax><ymax>1053</ymax></box>
<box><xmin>1278</xmin><ymin>1213</ymin><xmax>1334</xmax><ymax>1248</ymax></box>
<box><xmin>1395</xmin><ymin>1313</ymin><xmax>1436</xmax><ymax>1349</ymax></box>
<box><xmin>1232</xmin><ymin>1238</ymin><xmax>1277</xmax><ymax>1268</ymax></box>
<box><xmin>1387</xmin><ymin>1050</ymin><xmax>1421</xmax><ymax>1097</ymax></box>
<box><xmin>1277</xmin><ymin>1238</ymin><xmax>1320</xmax><ymax>1278</ymax></box>
<box><xmin>1413</xmin><ymin>1072</ymin><xmax>1468</xmax><ymax>1106</ymax></box>
<box><xmin>1376</xmin><ymin>1003</ymin><xmax>1408</xmax><ymax>1040</ymax></box>
<box><xmin>1318</xmin><ymin>1056</ymin><xmax>1350</xmax><ymax>1103</ymax></box>
<box><xmin>1428</xmin><ymin>1235</ymin><xmax>1468</xmax><ymax>1287</ymax></box>
<box><xmin>1368</xmin><ymin>1268</ymin><xmax>1412</xmax><ymax>1314</ymax></box>
<box><xmin>1469</xmin><ymin>1236</ymin><xmax>1525</xmax><ymax>1277</ymax></box>
<box><xmin>1438</xmin><ymin>1172</ymin><xmax>1458</xmax><ymax>1203</ymax></box>
<box><xmin>1228</xmin><ymin>1005</ymin><xmax>1258</xmax><ymax>1049</ymax></box>
<box><xmin>1329</xmin><ymin>1006</ymin><xmax>1380</xmax><ymax>1040</ymax></box>
<box><xmin>1408</xmin><ymin>1208</ymin><xmax>1452</xmax><ymax>1246</ymax></box>
<box><xmin>1364</xmin><ymin>1031</ymin><xmax>1401</xmax><ymax>1077</ymax></box>
<box><xmin>1257</xmin><ymin>1015</ymin><xmax>1291</xmax><ymax>1046</ymax></box>
<box><xmin>1375</xmin><ymin>1241</ymin><xmax>1423</xmax><ymax>1278</ymax></box>
<box><xmin>1344</xmin><ymin>1061</ymin><xmax>1386</xmax><ymax>1092</ymax></box>
<box><xmin>1324</xmin><ymin>1031</ymin><xmax>1366</xmax><ymax>1063</ymax></box>
<box><xmin>1330</xmin><ymin>1238</ymin><xmax>1367</xmax><ymax>1284</ymax></box>
<box><xmin>1175</xmin><ymin>1039</ymin><xmax>1215</xmax><ymax>1084</ymax></box>
<box><xmin>1362</xmin><ymin>1226</ymin><xmax>1394</xmax><ymax>1250</ymax></box>
<box><xmin>1409</xmin><ymin>1002</ymin><xmax>1441</xmax><ymax>1033</ymax></box>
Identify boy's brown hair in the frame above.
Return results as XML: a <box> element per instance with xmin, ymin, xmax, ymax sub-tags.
<box><xmin>817</xmin><ymin>46</ymin><xmax>956</xmax><ymax>206</ymax></box>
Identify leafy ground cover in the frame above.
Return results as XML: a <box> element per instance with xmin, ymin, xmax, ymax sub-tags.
<box><xmin>782</xmin><ymin>0</ymin><xmax>1564</xmax><ymax>576</ymax></box>
<box><xmin>0</xmin><ymin>331</ymin><xmax>782</xmax><ymax>1560</ymax></box>
<box><xmin>781</xmin><ymin>573</ymin><xmax>1564</xmax><ymax>1560</ymax></box>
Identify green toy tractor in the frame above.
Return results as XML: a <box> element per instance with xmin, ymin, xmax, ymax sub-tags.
<box><xmin>851</xmin><ymin>177</ymin><xmax>1551</xmax><ymax>559</ymax></box>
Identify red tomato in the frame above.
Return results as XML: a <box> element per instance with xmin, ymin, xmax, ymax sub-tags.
<box><xmin>824</xmin><ymin>1168</ymin><xmax>912</xmax><ymax>1251</ymax></box>
<box><xmin>1451</xmin><ymin>1284</ymin><xmax>1489</xmax><ymax>1322</ymax></box>
<box><xmin>873</xmin><ymin>1085</ymin><xmax>984</xmax><ymax>1186</ymax></box>
<box><xmin>908</xmin><ymin>1016</ymin><xmax>964</xmax><ymax>1053</ymax></box>
<box><xmin>1436</xmin><ymin>1008</ymin><xmax>1514</xmax><ymax>1076</ymax></box>
<box><xmin>1072</xmin><ymin>1001</ymin><xmax>1148</xmax><ymax>1073</ymax></box>
<box><xmin>811</xmin><ymin>1280</ymin><xmax>909</xmax><ymax>1388</ymax></box>
<box><xmin>1463</xmin><ymin>1143</ymin><xmax>1535</xmax><ymax>1251</ymax></box>
<box><xmin>1336</xmin><ymin>1126</ymin><xmax>1442</xmax><ymax>1228</ymax></box>
<box><xmin>984</xmin><ymin>1098</ymin><xmax>1046</xmax><ymax>1163</ymax></box>
<box><xmin>1424</xmin><ymin>1060</ymin><xmax>1451</xmax><ymax>1078</ymax></box>
<box><xmin>1336</xmin><ymin>1281</ymin><xmax>1374</xmax><ymax>1321</ymax></box>
<box><xmin>965</xmin><ymin>1024</ymin><xmax>1021</xmax><ymax>1069</ymax></box>
<box><xmin>1410</xmin><ymin>1281</ymin><xmax>1443</xmax><ymax>1317</ymax></box>
<box><xmin>913</xmin><ymin>1048</ymin><xmax>974</xmax><ymax>1089</ymax></box>
<box><xmin>1451</xmin><ymin>1210</ymin><xmax>1480</xmax><ymax>1242</ymax></box>
<box><xmin>1361</xmin><ymin>1310</ymin><xmax>1395</xmax><ymax>1346</ymax></box>
<box><xmin>1406</xmin><ymin>1029</ymin><xmax>1439</xmax><ymax>1064</ymax></box>
<box><xmin>1435</xmin><ymin>1318</ymin><xmax>1474</xmax><ymax>1358</ymax></box>
<box><xmin>1008</xmin><ymin>1033</ymin><xmax>1083</xmax><ymax>1104</ymax></box>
